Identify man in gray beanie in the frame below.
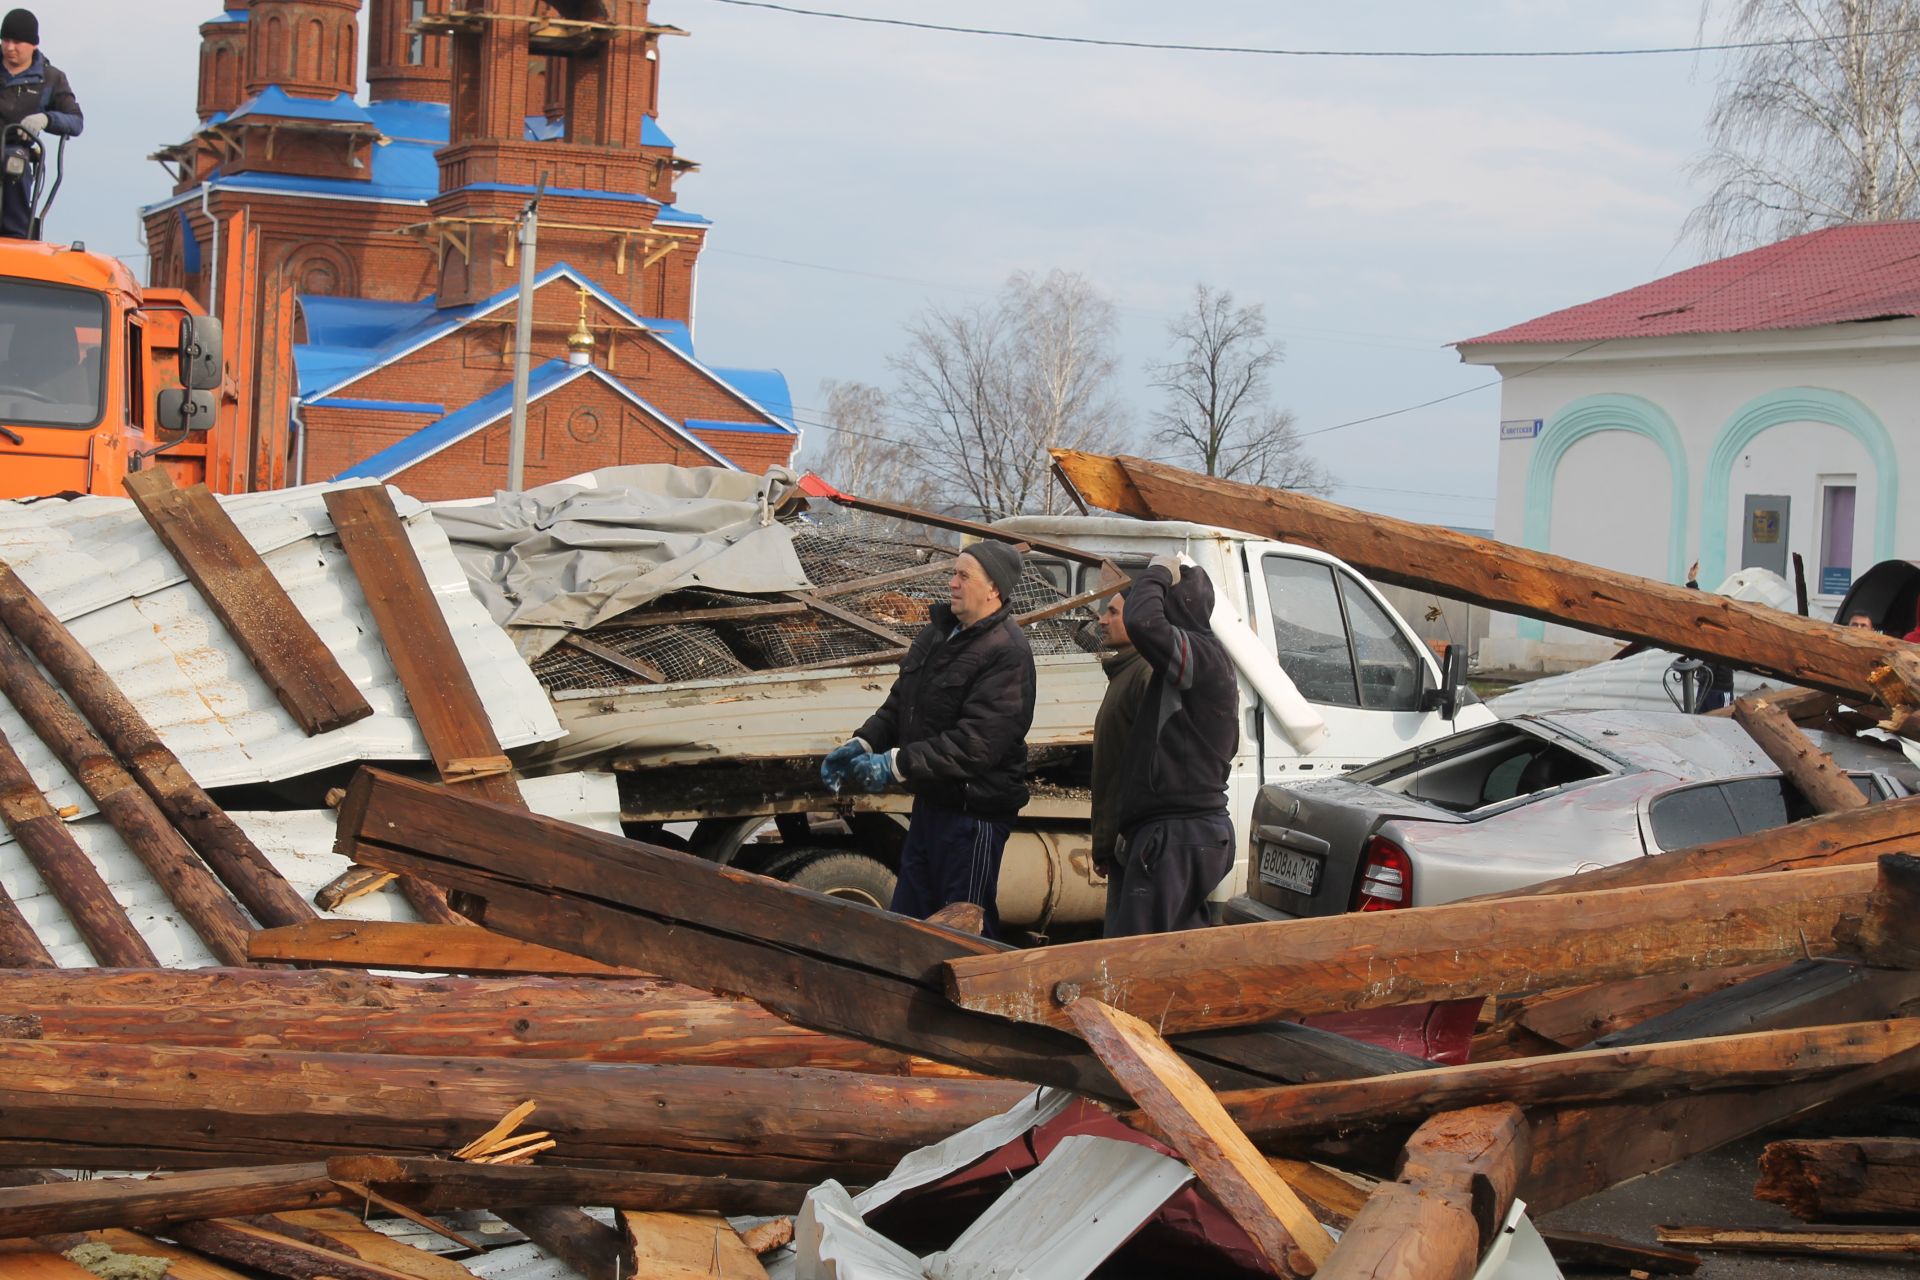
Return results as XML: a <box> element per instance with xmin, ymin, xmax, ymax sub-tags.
<box><xmin>822</xmin><ymin>539</ymin><xmax>1036</xmax><ymax>938</ymax></box>
<box><xmin>0</xmin><ymin>8</ymin><xmax>82</xmax><ymax>239</ymax></box>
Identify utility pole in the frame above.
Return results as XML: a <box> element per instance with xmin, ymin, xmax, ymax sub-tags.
<box><xmin>506</xmin><ymin>178</ymin><xmax>546</xmax><ymax>491</ymax></box>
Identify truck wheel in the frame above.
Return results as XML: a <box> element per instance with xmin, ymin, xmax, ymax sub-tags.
<box><xmin>785</xmin><ymin>852</ymin><xmax>897</xmax><ymax>910</ymax></box>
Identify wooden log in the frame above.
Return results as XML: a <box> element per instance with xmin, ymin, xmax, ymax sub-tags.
<box><xmin>338</xmin><ymin>768</ymin><xmax>1407</xmax><ymax>1100</ymax></box>
<box><xmin>0</xmin><ymin>726</ymin><xmax>155</xmax><ymax>968</ymax></box>
<box><xmin>942</xmin><ymin>862</ymin><xmax>1881</xmax><ymax>1036</ymax></box>
<box><xmin>1482</xmin><ymin>792</ymin><xmax>1920</xmax><ymax>902</ymax></box>
<box><xmin>0</xmin><ymin>967</ymin><xmax>928</xmax><ymax>1075</ymax></box>
<box><xmin>0</xmin><ymin>567</ymin><xmax>314</xmax><ymax>930</ymax></box>
<box><xmin>0</xmin><ymin>860</ymin><xmax>51</xmax><ymax>969</ymax></box>
<box><xmin>166</xmin><ymin>1218</ymin><xmax>428</xmax><ymax>1280</ymax></box>
<box><xmin>619</xmin><ymin>1211</ymin><xmax>768</xmax><ymax>1280</ymax></box>
<box><xmin>246</xmin><ymin>920</ymin><xmax>635</xmax><ymax>976</ymax></box>
<box><xmin>1756</xmin><ymin>1137</ymin><xmax>1920</xmax><ymax>1222</ymax></box>
<box><xmin>1048</xmin><ymin>451</ymin><xmax>1912</xmax><ymax>704</ymax></box>
<box><xmin>925</xmin><ymin>901</ymin><xmax>987</xmax><ymax>935</ymax></box>
<box><xmin>0</xmin><ymin>1165</ymin><xmax>338</xmax><ymax>1238</ymax></box>
<box><xmin>1064</xmin><ymin>998</ymin><xmax>1332</xmax><ymax>1277</ymax></box>
<box><xmin>0</xmin><ymin>1039</ymin><xmax>1032</xmax><ymax>1181</ymax></box>
<box><xmin>121</xmin><ymin>470</ymin><xmax>372</xmax><ymax>737</ymax></box>
<box><xmin>1212</xmin><ymin>1019</ymin><xmax>1920</xmax><ymax>1143</ymax></box>
<box><xmin>265</xmin><ymin>1211</ymin><xmax>476</xmax><ymax>1280</ymax></box>
<box><xmin>1656</xmin><ymin>1223</ymin><xmax>1920</xmax><ymax>1258</ymax></box>
<box><xmin>0</xmin><ymin>624</ymin><xmax>255</xmax><ymax>966</ymax></box>
<box><xmin>1537</xmin><ymin>1229</ymin><xmax>1700</xmax><ymax>1275</ymax></box>
<box><xmin>325</xmin><ymin>1156</ymin><xmax>809</xmax><ymax>1216</ymax></box>
<box><xmin>1833</xmin><ymin>853</ymin><xmax>1920</xmax><ymax>968</ymax></box>
<box><xmin>1318</xmin><ymin>1105</ymin><xmax>1529</xmax><ymax>1280</ymax></box>
<box><xmin>496</xmin><ymin>1207</ymin><xmax>620</xmax><ymax>1280</ymax></box>
<box><xmin>1732</xmin><ymin>693</ymin><xmax>1868</xmax><ymax>813</ymax></box>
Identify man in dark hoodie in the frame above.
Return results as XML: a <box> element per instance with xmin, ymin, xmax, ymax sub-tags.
<box><xmin>1105</xmin><ymin>554</ymin><xmax>1239</xmax><ymax>936</ymax></box>
<box><xmin>0</xmin><ymin>10</ymin><xmax>82</xmax><ymax>240</ymax></box>
<box><xmin>821</xmin><ymin>540</ymin><xmax>1036</xmax><ymax>938</ymax></box>
<box><xmin>1090</xmin><ymin>587</ymin><xmax>1151</xmax><ymax>907</ymax></box>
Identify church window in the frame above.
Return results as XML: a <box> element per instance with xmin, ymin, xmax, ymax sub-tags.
<box><xmin>409</xmin><ymin>0</ymin><xmax>427</xmax><ymax>65</ymax></box>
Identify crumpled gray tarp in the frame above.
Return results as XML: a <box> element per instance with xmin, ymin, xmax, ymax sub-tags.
<box><xmin>430</xmin><ymin>464</ymin><xmax>813</xmax><ymax>659</ymax></box>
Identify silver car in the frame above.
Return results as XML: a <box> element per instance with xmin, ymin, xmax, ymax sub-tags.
<box><xmin>1227</xmin><ymin>710</ymin><xmax>1914</xmax><ymax>922</ymax></box>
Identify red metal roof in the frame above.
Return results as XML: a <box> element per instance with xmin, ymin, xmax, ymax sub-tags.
<box><xmin>1456</xmin><ymin>221</ymin><xmax>1920</xmax><ymax>347</ymax></box>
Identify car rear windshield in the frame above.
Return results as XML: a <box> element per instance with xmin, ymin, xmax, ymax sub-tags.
<box><xmin>0</xmin><ymin>279</ymin><xmax>107</xmax><ymax>430</ymax></box>
<box><xmin>1350</xmin><ymin>722</ymin><xmax>1610</xmax><ymax>813</ymax></box>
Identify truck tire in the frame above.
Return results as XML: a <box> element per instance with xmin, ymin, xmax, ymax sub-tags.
<box><xmin>785</xmin><ymin>851</ymin><xmax>897</xmax><ymax>910</ymax></box>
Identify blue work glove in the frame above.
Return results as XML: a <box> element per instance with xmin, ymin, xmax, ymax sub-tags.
<box><xmin>848</xmin><ymin>751</ymin><xmax>897</xmax><ymax>793</ymax></box>
<box><xmin>820</xmin><ymin>739</ymin><xmax>865</xmax><ymax>791</ymax></box>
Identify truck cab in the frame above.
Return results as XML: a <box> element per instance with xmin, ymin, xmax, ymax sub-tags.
<box><xmin>0</xmin><ymin>241</ymin><xmax>228</xmax><ymax>499</ymax></box>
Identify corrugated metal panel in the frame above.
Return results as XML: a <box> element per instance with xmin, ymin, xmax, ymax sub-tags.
<box><xmin>0</xmin><ymin>481</ymin><xmax>560</xmax><ymax>824</ymax></box>
<box><xmin>1489</xmin><ymin>650</ymin><xmax>1774</xmax><ymax>718</ymax></box>
<box><xmin>0</xmin><ymin>772</ymin><xmax>620</xmax><ymax>969</ymax></box>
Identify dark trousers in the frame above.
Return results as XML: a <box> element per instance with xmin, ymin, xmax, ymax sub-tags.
<box><xmin>1104</xmin><ymin>812</ymin><xmax>1234</xmax><ymax>938</ymax></box>
<box><xmin>1</xmin><ymin>181</ymin><xmax>29</xmax><ymax>239</ymax></box>
<box><xmin>890</xmin><ymin>802</ymin><xmax>1011</xmax><ymax>940</ymax></box>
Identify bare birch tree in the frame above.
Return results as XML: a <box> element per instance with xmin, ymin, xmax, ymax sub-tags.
<box><xmin>1149</xmin><ymin>285</ymin><xmax>1331</xmax><ymax>493</ymax></box>
<box><xmin>1688</xmin><ymin>0</ymin><xmax>1920</xmax><ymax>252</ymax></box>
<box><xmin>888</xmin><ymin>270</ymin><xmax>1129</xmax><ymax>519</ymax></box>
<box><xmin>803</xmin><ymin>379</ymin><xmax>934</xmax><ymax>505</ymax></box>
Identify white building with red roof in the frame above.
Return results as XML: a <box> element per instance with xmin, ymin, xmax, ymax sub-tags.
<box><xmin>1456</xmin><ymin>221</ymin><xmax>1920</xmax><ymax>669</ymax></box>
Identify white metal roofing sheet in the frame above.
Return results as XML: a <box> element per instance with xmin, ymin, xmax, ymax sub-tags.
<box><xmin>0</xmin><ymin>481</ymin><xmax>560</xmax><ymax>824</ymax></box>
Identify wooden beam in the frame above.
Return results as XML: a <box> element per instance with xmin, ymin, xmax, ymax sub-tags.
<box><xmin>0</xmin><ymin>966</ymin><xmax>928</xmax><ymax>1075</ymax></box>
<box><xmin>595</xmin><ymin>559</ymin><xmax>955</xmax><ymax>631</ymax></box>
<box><xmin>1656</xmin><ymin>1223</ymin><xmax>1920</xmax><ymax>1258</ymax></box>
<box><xmin>324</xmin><ymin>1156</ymin><xmax>808</xmax><ymax>1217</ymax></box>
<box><xmin>1063</xmin><ymin>998</ymin><xmax>1333</xmax><ymax>1277</ymax></box>
<box><xmin>1211</xmin><ymin>1019</ymin><xmax>1920</xmax><ymax>1143</ymax></box>
<box><xmin>942</xmin><ymin>862</ymin><xmax>1883</xmax><ymax>1035</ymax></box>
<box><xmin>121</xmin><ymin>470</ymin><xmax>372</xmax><ymax>737</ymax></box>
<box><xmin>1757</xmin><ymin>1137</ymin><xmax>1920</xmax><ymax>1221</ymax></box>
<box><xmin>0</xmin><ymin>568</ymin><xmax>315</xmax><ymax>930</ymax></box>
<box><xmin>782</xmin><ymin>591</ymin><xmax>908</xmax><ymax>648</ymax></box>
<box><xmin>264</xmin><ymin>1211</ymin><xmax>476</xmax><ymax>1280</ymax></box>
<box><xmin>1049</xmin><ymin>451</ymin><xmax>1914</xmax><ymax>704</ymax></box>
<box><xmin>1833</xmin><ymin>852</ymin><xmax>1920</xmax><ymax>968</ymax></box>
<box><xmin>1732</xmin><ymin>693</ymin><xmax>1868</xmax><ymax>814</ymax></box>
<box><xmin>0</xmin><ymin>1165</ymin><xmax>338</xmax><ymax>1238</ymax></box>
<box><xmin>166</xmin><ymin>1218</ymin><xmax>427</xmax><ymax>1280</ymax></box>
<box><xmin>0</xmin><ymin>1039</ymin><xmax>1031</xmax><ymax>1180</ymax></box>
<box><xmin>0</xmin><ymin>726</ymin><xmax>155</xmax><ymax>968</ymax></box>
<box><xmin>246</xmin><ymin>920</ymin><xmax>636</xmax><ymax>975</ymax></box>
<box><xmin>560</xmin><ymin>634</ymin><xmax>665</xmax><ymax>683</ymax></box>
<box><xmin>0</xmin><ymin>872</ymin><xmax>50</xmax><ymax>968</ymax></box>
<box><xmin>830</xmin><ymin>492</ymin><xmax>1106</xmax><ymax>566</ymax></box>
<box><xmin>1537</xmin><ymin>1229</ymin><xmax>1700</xmax><ymax>1275</ymax></box>
<box><xmin>497</xmin><ymin>1207</ymin><xmax>620</xmax><ymax>1280</ymax></box>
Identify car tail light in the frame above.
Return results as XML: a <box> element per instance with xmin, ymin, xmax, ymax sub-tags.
<box><xmin>1353</xmin><ymin>836</ymin><xmax>1412</xmax><ymax>911</ymax></box>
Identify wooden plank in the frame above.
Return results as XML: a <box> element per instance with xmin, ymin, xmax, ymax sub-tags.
<box><xmin>1656</xmin><ymin>1223</ymin><xmax>1920</xmax><ymax>1258</ymax></box>
<box><xmin>1318</xmin><ymin>1105</ymin><xmax>1529</xmax><ymax>1280</ymax></box>
<box><xmin>0</xmin><ymin>623</ymin><xmax>255</xmax><ymax>965</ymax></box>
<box><xmin>0</xmin><ymin>724</ymin><xmax>155</xmax><ymax>968</ymax></box>
<box><xmin>560</xmin><ymin>634</ymin><xmax>664</xmax><ymax>683</ymax></box>
<box><xmin>122</xmin><ymin>469</ymin><xmax>371</xmax><ymax>736</ymax></box>
<box><xmin>1049</xmin><ymin>450</ymin><xmax>1912</xmax><ymax>704</ymax></box>
<box><xmin>1064</xmin><ymin>998</ymin><xmax>1332</xmax><ymax>1277</ymax></box>
<box><xmin>246</xmin><ymin>920</ymin><xmax>639</xmax><ymax>975</ymax></box>
<box><xmin>60</xmin><ymin>1230</ymin><xmax>252</xmax><ymax>1280</ymax></box>
<box><xmin>942</xmin><ymin>861</ymin><xmax>1883</xmax><ymax>1035</ymax></box>
<box><xmin>599</xmin><ymin>559</ymin><xmax>955</xmax><ymax>631</ymax></box>
<box><xmin>0</xmin><ymin>1252</ymin><xmax>100</xmax><ymax>1279</ymax></box>
<box><xmin>0</xmin><ymin>1039</ymin><xmax>1031</xmax><ymax>1182</ymax></box>
<box><xmin>267</xmin><ymin>1211</ymin><xmax>474</xmax><ymax>1280</ymax></box>
<box><xmin>783</xmin><ymin>591</ymin><xmax>908</xmax><ymax>647</ymax></box>
<box><xmin>1731</xmin><ymin>692</ymin><xmax>1868</xmax><ymax>814</ymax></box>
<box><xmin>1757</xmin><ymin>1137</ymin><xmax>1920</xmax><ymax>1222</ymax></box>
<box><xmin>1538</xmin><ymin>1229</ymin><xmax>1700</xmax><ymax>1275</ymax></box>
<box><xmin>0</xmin><ymin>569</ymin><xmax>315</xmax><ymax>931</ymax></box>
<box><xmin>335</xmin><ymin>767</ymin><xmax>1426</xmax><ymax>1098</ymax></box>
<box><xmin>0</xmin><ymin>1165</ymin><xmax>338</xmax><ymax>1239</ymax></box>
<box><xmin>1474</xmin><ymin>963</ymin><xmax>1784</xmax><ymax>1057</ymax></box>
<box><xmin>1211</xmin><ymin>1019</ymin><xmax>1920</xmax><ymax>1142</ymax></box>
<box><xmin>618</xmin><ymin>1211</ymin><xmax>767</xmax><ymax>1280</ymax></box>
<box><xmin>1588</xmin><ymin>960</ymin><xmax>1920</xmax><ymax>1050</ymax></box>
<box><xmin>168</xmin><ymin>1218</ymin><xmax>428</xmax><ymax>1280</ymax></box>
<box><xmin>324</xmin><ymin>1156</ymin><xmax>809</xmax><ymax>1217</ymax></box>
<box><xmin>830</xmin><ymin>492</ymin><xmax>1105</xmax><ymax>566</ymax></box>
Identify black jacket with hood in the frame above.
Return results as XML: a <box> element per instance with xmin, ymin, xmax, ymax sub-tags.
<box><xmin>855</xmin><ymin>600</ymin><xmax>1036</xmax><ymax>821</ymax></box>
<box><xmin>1114</xmin><ymin>564</ymin><xmax>1238</xmax><ymax>833</ymax></box>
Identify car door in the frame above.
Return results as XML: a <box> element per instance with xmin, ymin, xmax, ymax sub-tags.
<box><xmin>1246</xmin><ymin>551</ymin><xmax>1455</xmax><ymax>773</ymax></box>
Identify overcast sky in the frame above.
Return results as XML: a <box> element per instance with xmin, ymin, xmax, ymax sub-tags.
<box><xmin>61</xmin><ymin>2</ymin><xmax>1736</xmax><ymax>527</ymax></box>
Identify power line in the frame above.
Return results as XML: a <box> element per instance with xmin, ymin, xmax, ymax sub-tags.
<box><xmin>686</xmin><ymin>0</ymin><xmax>1917</xmax><ymax>60</ymax></box>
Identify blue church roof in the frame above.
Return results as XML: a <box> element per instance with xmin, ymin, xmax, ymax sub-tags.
<box><xmin>708</xmin><ymin>366</ymin><xmax>794</xmax><ymax>430</ymax></box>
<box><xmin>225</xmin><ymin>87</ymin><xmax>376</xmax><ymax>127</ymax></box>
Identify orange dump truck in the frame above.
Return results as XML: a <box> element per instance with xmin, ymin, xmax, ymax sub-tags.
<box><xmin>0</xmin><ymin>240</ymin><xmax>241</xmax><ymax>500</ymax></box>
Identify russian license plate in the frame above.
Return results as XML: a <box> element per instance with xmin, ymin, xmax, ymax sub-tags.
<box><xmin>1258</xmin><ymin>843</ymin><xmax>1322</xmax><ymax>895</ymax></box>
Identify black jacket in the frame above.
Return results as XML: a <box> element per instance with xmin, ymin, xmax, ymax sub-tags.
<box><xmin>1091</xmin><ymin>646</ymin><xmax>1150</xmax><ymax>869</ymax></box>
<box><xmin>0</xmin><ymin>53</ymin><xmax>82</xmax><ymax>137</ymax></box>
<box><xmin>1115</xmin><ymin>565</ymin><xmax>1238</xmax><ymax>832</ymax></box>
<box><xmin>855</xmin><ymin>600</ymin><xmax>1036</xmax><ymax>820</ymax></box>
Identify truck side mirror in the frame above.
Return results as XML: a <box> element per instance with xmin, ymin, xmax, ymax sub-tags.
<box><xmin>177</xmin><ymin>315</ymin><xmax>223</xmax><ymax>391</ymax></box>
<box><xmin>155</xmin><ymin>388</ymin><xmax>217</xmax><ymax>435</ymax></box>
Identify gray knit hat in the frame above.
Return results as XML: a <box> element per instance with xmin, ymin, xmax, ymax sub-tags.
<box><xmin>963</xmin><ymin>540</ymin><xmax>1023</xmax><ymax>604</ymax></box>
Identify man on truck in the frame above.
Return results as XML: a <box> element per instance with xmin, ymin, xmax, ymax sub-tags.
<box><xmin>1090</xmin><ymin>587</ymin><xmax>1151</xmax><ymax>919</ymax></box>
<box><xmin>0</xmin><ymin>9</ymin><xmax>81</xmax><ymax>240</ymax></box>
<box><xmin>1104</xmin><ymin>555</ymin><xmax>1238</xmax><ymax>936</ymax></box>
<box><xmin>821</xmin><ymin>541</ymin><xmax>1036</xmax><ymax>939</ymax></box>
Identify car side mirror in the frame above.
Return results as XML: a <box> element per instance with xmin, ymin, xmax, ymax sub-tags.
<box><xmin>155</xmin><ymin>387</ymin><xmax>217</xmax><ymax>435</ymax></box>
<box><xmin>1421</xmin><ymin>642</ymin><xmax>1467</xmax><ymax>719</ymax></box>
<box><xmin>177</xmin><ymin>315</ymin><xmax>223</xmax><ymax>391</ymax></box>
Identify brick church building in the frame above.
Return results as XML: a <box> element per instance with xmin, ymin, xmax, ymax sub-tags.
<box><xmin>141</xmin><ymin>0</ymin><xmax>797</xmax><ymax>499</ymax></box>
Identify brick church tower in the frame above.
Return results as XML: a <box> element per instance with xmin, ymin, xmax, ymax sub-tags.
<box><xmin>143</xmin><ymin>1</ymin><xmax>796</xmax><ymax>498</ymax></box>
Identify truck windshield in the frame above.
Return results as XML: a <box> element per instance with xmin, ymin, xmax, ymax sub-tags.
<box><xmin>0</xmin><ymin>280</ymin><xmax>107</xmax><ymax>429</ymax></box>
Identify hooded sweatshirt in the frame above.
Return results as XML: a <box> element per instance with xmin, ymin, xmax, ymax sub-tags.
<box><xmin>1114</xmin><ymin>564</ymin><xmax>1239</xmax><ymax>833</ymax></box>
